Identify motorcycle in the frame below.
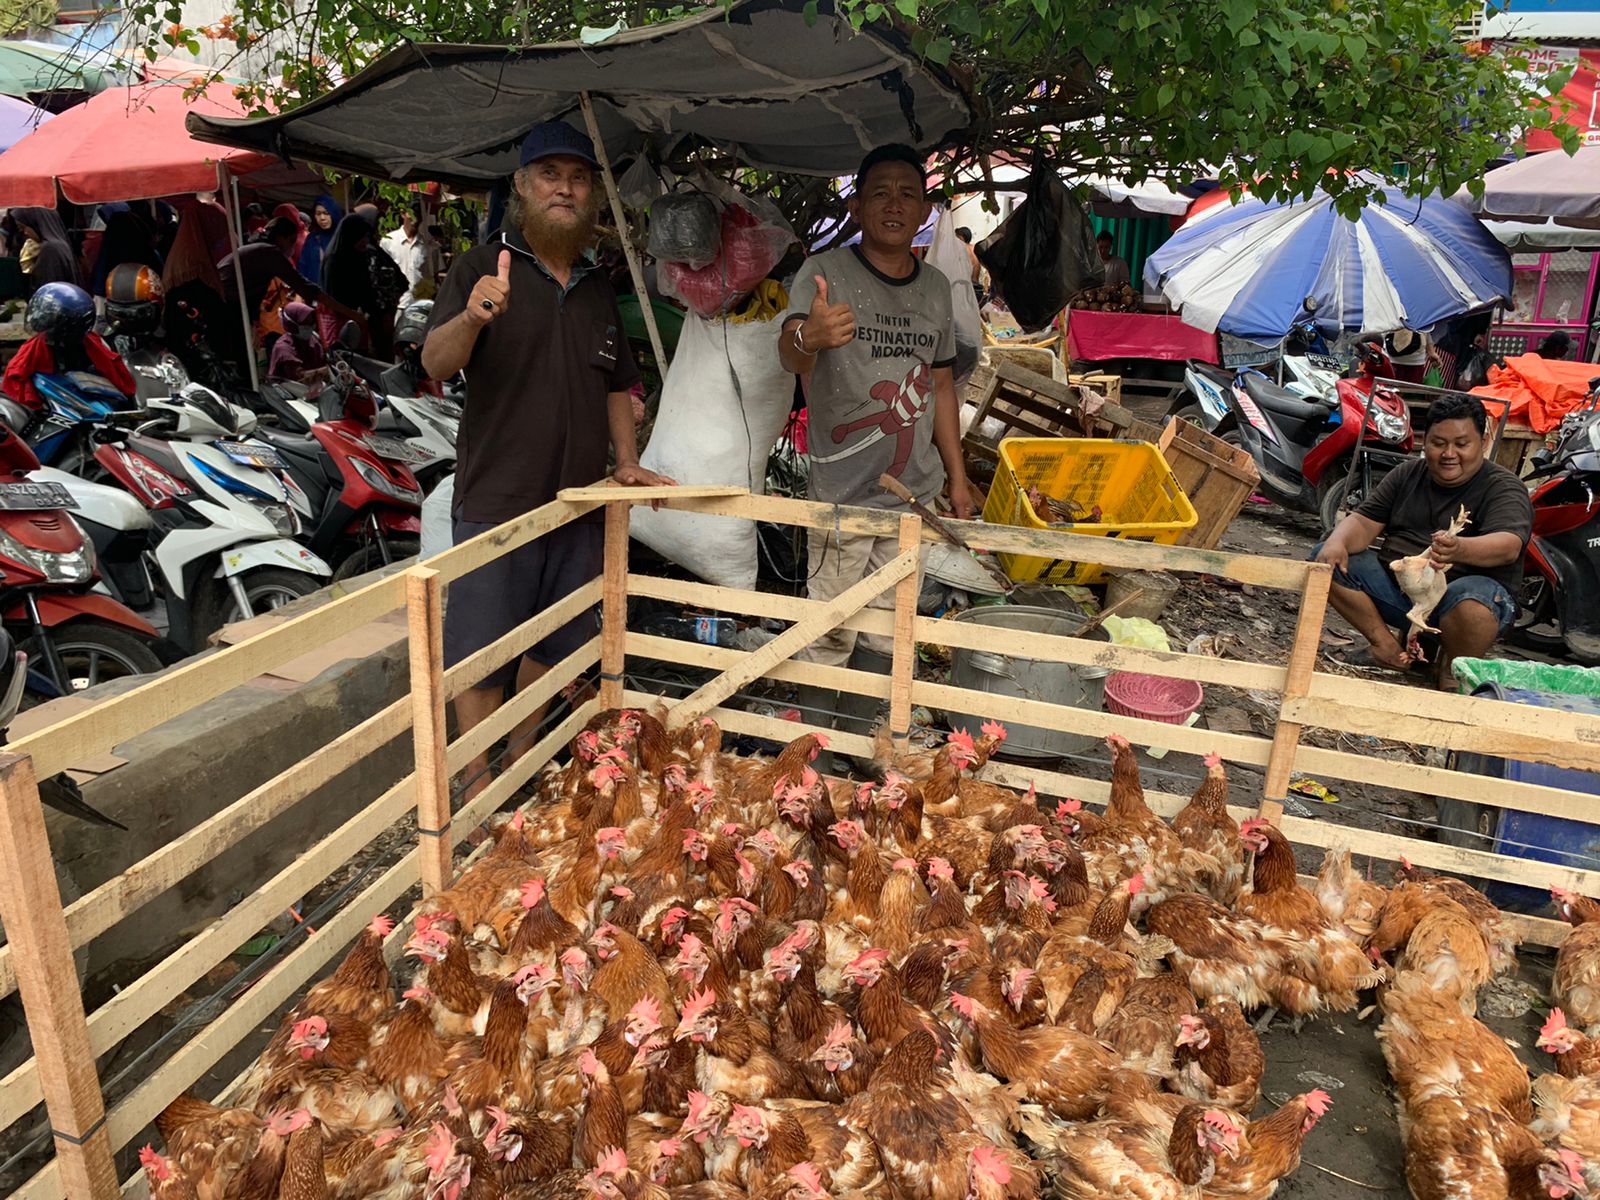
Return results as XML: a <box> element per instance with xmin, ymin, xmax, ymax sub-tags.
<box><xmin>1513</xmin><ymin>382</ymin><xmax>1600</xmax><ymax>663</ymax></box>
<box><xmin>0</xmin><ymin>402</ymin><xmax>166</xmax><ymax>693</ymax></box>
<box><xmin>1175</xmin><ymin>340</ymin><xmax>1414</xmax><ymax>533</ymax></box>
<box><xmin>251</xmin><ymin>359</ymin><xmax>425</xmax><ymax>581</ymax></box>
<box><xmin>88</xmin><ymin>385</ymin><xmax>333</xmax><ymax>652</ymax></box>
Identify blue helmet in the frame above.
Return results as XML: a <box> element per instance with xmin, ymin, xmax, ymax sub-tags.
<box><xmin>26</xmin><ymin>282</ymin><xmax>96</xmax><ymax>343</ymax></box>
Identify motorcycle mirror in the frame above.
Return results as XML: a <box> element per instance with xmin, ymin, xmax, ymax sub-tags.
<box><xmin>1302</xmin><ymin>297</ymin><xmax>1319</xmax><ymax>313</ymax></box>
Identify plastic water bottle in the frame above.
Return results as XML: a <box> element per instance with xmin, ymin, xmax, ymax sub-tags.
<box><xmin>645</xmin><ymin>614</ymin><xmax>738</xmax><ymax>647</ymax></box>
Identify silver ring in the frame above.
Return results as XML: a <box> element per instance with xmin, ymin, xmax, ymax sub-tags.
<box><xmin>481</xmin><ymin>299</ymin><xmax>495</xmax><ymax>311</ymax></box>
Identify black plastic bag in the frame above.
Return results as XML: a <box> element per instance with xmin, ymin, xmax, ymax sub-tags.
<box><xmin>647</xmin><ymin>190</ymin><xmax>721</xmax><ymax>270</ymax></box>
<box><xmin>976</xmin><ymin>163</ymin><xmax>1102</xmax><ymax>332</ymax></box>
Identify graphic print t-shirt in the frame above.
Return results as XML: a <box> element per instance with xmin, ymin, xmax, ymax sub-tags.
<box><xmin>786</xmin><ymin>246</ymin><xmax>957</xmax><ymax>507</ymax></box>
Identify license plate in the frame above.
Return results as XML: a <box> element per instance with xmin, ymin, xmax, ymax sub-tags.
<box><xmin>215</xmin><ymin>440</ymin><xmax>286</xmax><ymax>470</ymax></box>
<box><xmin>0</xmin><ymin>481</ymin><xmax>76</xmax><ymax>510</ymax></box>
<box><xmin>1307</xmin><ymin>353</ymin><xmax>1343</xmax><ymax>371</ymax></box>
<box><xmin>366</xmin><ymin>434</ymin><xmax>424</xmax><ymax>463</ymax></box>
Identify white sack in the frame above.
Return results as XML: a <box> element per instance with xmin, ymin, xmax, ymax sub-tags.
<box><xmin>420</xmin><ymin>474</ymin><xmax>455</xmax><ymax>560</ymax></box>
<box><xmin>926</xmin><ymin>205</ymin><xmax>983</xmax><ymax>382</ymax></box>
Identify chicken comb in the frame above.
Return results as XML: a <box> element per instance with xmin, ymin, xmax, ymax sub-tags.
<box><xmin>373</xmin><ymin>1127</ymin><xmax>403</xmax><ymax>1149</ymax></box>
<box><xmin>947</xmin><ymin>729</ymin><xmax>977</xmax><ymax>754</ymax></box>
<box><xmin>139</xmin><ymin>1146</ymin><xmax>170</xmax><ymax>1181</ymax></box>
<box><xmin>403</xmin><ymin>983</ymin><xmax>430</xmax><ymax>1002</ymax></box>
<box><xmin>1202</xmin><ymin>1109</ymin><xmax>1241</xmax><ymax>1136</ymax></box>
<box><xmin>596</xmin><ymin>825</ymin><xmax>627</xmax><ymax>848</ymax></box>
<box><xmin>1056</xmin><ymin>799</ymin><xmax>1082</xmax><ymax>815</ymax></box>
<box><xmin>981</xmin><ymin>719</ymin><xmax>1009</xmax><ymax>742</ymax></box>
<box><xmin>611</xmin><ymin>885</ymin><xmax>633</xmax><ymax>900</ymax></box>
<box><xmin>892</xmin><ymin>856</ymin><xmax>918</xmax><ymax>871</ymax></box>
<box><xmin>266</xmin><ymin>1108</ymin><xmax>313</xmax><ymax>1135</ymax></box>
<box><xmin>789</xmin><ymin>1162</ymin><xmax>825</xmax><ymax>1191</ymax></box>
<box><xmin>520</xmin><ymin>878</ymin><xmax>546</xmax><ymax>908</ymax></box>
<box><xmin>425</xmin><ymin>1123</ymin><xmax>456</xmax><ymax>1173</ymax></box>
<box><xmin>561</xmin><ymin>945</ymin><xmax>589</xmax><ymax>967</ymax></box>
<box><xmin>787</xmin><ymin>921</ymin><xmax>818</xmax><ymax>949</ymax></box>
<box><xmin>685</xmin><ymin>1090</ymin><xmax>712</xmax><ymax>1124</ymax></box>
<box><xmin>679</xmin><ymin>987</ymin><xmax>717</xmax><ymax>1025</ymax></box>
<box><xmin>661</xmin><ymin>907</ymin><xmax>690</xmax><ymax>933</ymax></box>
<box><xmin>1542</xmin><ymin>1009</ymin><xmax>1571</xmax><ymax>1039</ymax></box>
<box><xmin>926</xmin><ymin>856</ymin><xmax>955</xmax><ymax>881</ymax></box>
<box><xmin>1302</xmin><ymin>1089</ymin><xmax>1332</xmax><ymax>1117</ymax></box>
<box><xmin>1553</xmin><ymin>885</ymin><xmax>1578</xmax><ymax>906</ymax></box>
<box><xmin>512</xmin><ymin>962</ymin><xmax>551</xmax><ymax>986</ymax></box>
<box><xmin>367</xmin><ymin>913</ymin><xmax>394</xmax><ymax>938</ymax></box>
<box><xmin>847</xmin><ymin>947</ymin><xmax>890</xmax><ymax>970</ymax></box>
<box><xmin>1559</xmin><ymin>1149</ymin><xmax>1587</xmax><ymax>1183</ymax></box>
<box><xmin>948</xmin><ymin>991</ymin><xmax>980</xmax><ymax>1019</ymax></box>
<box><xmin>682</xmin><ymin>829</ymin><xmax>707</xmax><ymax>852</ymax></box>
<box><xmin>291</xmin><ymin>1015</ymin><xmax>327</xmax><ymax>1040</ymax></box>
<box><xmin>1204</xmin><ymin>752</ymin><xmax>1223</xmax><ymax>769</ymax></box>
<box><xmin>823</xmin><ymin>1020</ymin><xmax>853</xmax><ymax>1048</ymax></box>
<box><xmin>508</xmin><ymin>810</ymin><xmax>526</xmax><ymax>831</ymax></box>
<box><xmin>597</xmin><ymin>1147</ymin><xmax>629</xmax><ymax>1176</ymax></box>
<box><xmin>629</xmin><ymin>995</ymin><xmax>662</xmax><ymax>1028</ymax></box>
<box><xmin>810</xmin><ymin>732</ymin><xmax>830</xmax><ymax>752</ymax></box>
<box><xmin>783</xmin><ymin>858</ymin><xmax>813</xmax><ymax>886</ymax></box>
<box><xmin>1106</xmin><ymin>732</ymin><xmax>1131</xmax><ymax>750</ymax></box>
<box><xmin>657</xmin><ymin>1138</ymin><xmax>681</xmax><ymax>1159</ymax></box>
<box><xmin>971</xmin><ymin>1144</ymin><xmax>1011</xmax><ymax>1184</ymax></box>
<box><xmin>579</xmin><ymin>1047</ymin><xmax>601</xmax><ymax>1077</ymax></box>
<box><xmin>1125</xmin><ymin>874</ymin><xmax>1146</xmax><ymax>896</ymax></box>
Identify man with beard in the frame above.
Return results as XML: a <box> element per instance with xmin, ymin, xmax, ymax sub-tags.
<box><xmin>423</xmin><ymin>120</ymin><xmax>673</xmax><ymax>798</ymax></box>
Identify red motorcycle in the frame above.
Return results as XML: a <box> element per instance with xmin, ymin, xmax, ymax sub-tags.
<box><xmin>0</xmin><ymin>402</ymin><xmax>164</xmax><ymax>695</ymax></box>
<box><xmin>1180</xmin><ymin>341</ymin><xmax>1414</xmax><ymax>533</ymax></box>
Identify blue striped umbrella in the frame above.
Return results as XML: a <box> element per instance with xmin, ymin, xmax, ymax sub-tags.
<box><xmin>1143</xmin><ymin>176</ymin><xmax>1513</xmax><ymax>342</ymax></box>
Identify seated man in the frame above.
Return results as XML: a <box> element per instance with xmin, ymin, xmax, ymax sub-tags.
<box><xmin>1314</xmin><ymin>393</ymin><xmax>1531</xmax><ymax>688</ymax></box>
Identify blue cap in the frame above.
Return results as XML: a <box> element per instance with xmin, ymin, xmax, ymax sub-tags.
<box><xmin>519</xmin><ymin>121</ymin><xmax>600</xmax><ymax>168</ymax></box>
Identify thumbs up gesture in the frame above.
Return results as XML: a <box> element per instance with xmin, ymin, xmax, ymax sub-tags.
<box><xmin>801</xmin><ymin>275</ymin><xmax>856</xmax><ymax>351</ymax></box>
<box><xmin>467</xmin><ymin>249</ymin><xmax>512</xmax><ymax>326</ymax></box>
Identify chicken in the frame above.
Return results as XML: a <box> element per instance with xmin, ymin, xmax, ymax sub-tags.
<box><xmin>277</xmin><ymin>1115</ymin><xmax>329</xmax><ymax>1200</ymax></box>
<box><xmin>301</xmin><ymin>914</ymin><xmax>397</xmax><ymax>1024</ymax></box>
<box><xmin>1100</xmin><ymin>971</ymin><xmax>1198</xmax><ymax>1075</ymax></box>
<box><xmin>1535</xmin><ymin>1072</ymin><xmax>1600</xmax><ymax>1191</ymax></box>
<box><xmin>722</xmin><ymin>1100</ymin><xmax>883</xmax><ymax>1194</ymax></box>
<box><xmin>1204</xmin><ymin>1089</ymin><xmax>1331</xmax><ymax>1199</ymax></box>
<box><xmin>673</xmin><ymin>987</ymin><xmax>808</xmax><ymax>1102</ymax></box>
<box><xmin>1542</xmin><ymin>1008</ymin><xmax>1600</xmax><ymax>1079</ymax></box>
<box><xmin>1076</xmin><ymin>735</ymin><xmax>1212</xmax><ymax>902</ymax></box>
<box><xmin>1170</xmin><ymin>999</ymin><xmax>1265</xmax><ymax>1112</ymax></box>
<box><xmin>1017</xmin><ymin>1098</ymin><xmax>1242</xmax><ymax>1199</ymax></box>
<box><xmin>1389</xmin><ymin>504</ymin><xmax>1470</xmax><ymax>659</ymax></box>
<box><xmin>1145</xmin><ymin>892</ymin><xmax>1303</xmax><ymax>1012</ymax></box>
<box><xmin>1378</xmin><ymin>971</ymin><xmax>1532</xmax><ymax>1122</ymax></box>
<box><xmin>1555</xmin><ymin>887</ymin><xmax>1600</xmax><ymax>1033</ymax></box>
<box><xmin>141</xmin><ymin>1145</ymin><xmax>202</xmax><ymax>1200</ymax></box>
<box><xmin>1169</xmin><ymin>753</ymin><xmax>1244</xmax><ymax>902</ymax></box>
<box><xmin>155</xmin><ymin>1097</ymin><xmax>304</xmax><ymax>1200</ymax></box>
<box><xmin>1393</xmin><ymin>897</ymin><xmax>1495</xmax><ymax>1014</ymax></box>
<box><xmin>947</xmin><ymin>991</ymin><xmax>1120</xmax><ymax>1120</ymax></box>
<box><xmin>1314</xmin><ymin>847</ymin><xmax>1387</xmax><ymax>941</ymax></box>
<box><xmin>1404</xmin><ymin>1092</ymin><xmax>1589</xmax><ymax>1200</ymax></box>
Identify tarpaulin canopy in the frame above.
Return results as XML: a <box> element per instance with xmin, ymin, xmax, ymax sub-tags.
<box><xmin>0</xmin><ymin>41</ymin><xmax>108</xmax><ymax>98</ymax></box>
<box><xmin>0</xmin><ymin>94</ymin><xmax>50</xmax><ymax>152</ymax></box>
<box><xmin>1466</xmin><ymin>145</ymin><xmax>1600</xmax><ymax>228</ymax></box>
<box><xmin>185</xmin><ymin>0</ymin><xmax>972</xmax><ymax>185</ymax></box>
<box><xmin>1472</xmin><ymin>353</ymin><xmax>1600</xmax><ymax>433</ymax></box>
<box><xmin>0</xmin><ymin>80</ymin><xmax>279</xmax><ymax>205</ymax></box>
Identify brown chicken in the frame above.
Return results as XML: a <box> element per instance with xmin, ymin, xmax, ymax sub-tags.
<box><xmin>1378</xmin><ymin>972</ymin><xmax>1532</xmax><ymax>1122</ymax></box>
<box><xmin>1018</xmin><ymin>1098</ymin><xmax>1243</xmax><ymax>1200</ymax></box>
<box><xmin>1171</xmin><ymin>999</ymin><xmax>1265</xmax><ymax>1112</ymax></box>
<box><xmin>141</xmin><ymin>1146</ymin><xmax>202</xmax><ymax>1200</ymax></box>
<box><xmin>1076</xmin><ymin>735</ymin><xmax>1213</xmax><ymax>902</ymax></box>
<box><xmin>1404</xmin><ymin>1092</ymin><xmax>1589</xmax><ymax>1200</ymax></box>
<box><xmin>1314</xmin><ymin>847</ymin><xmax>1388</xmax><ymax>941</ymax></box>
<box><xmin>1145</xmin><ymin>892</ymin><xmax>1306</xmax><ymax>1012</ymax></box>
<box><xmin>155</xmin><ymin>1098</ymin><xmax>305</xmax><ymax>1200</ymax></box>
<box><xmin>1544</xmin><ymin>1008</ymin><xmax>1600</xmax><ymax>1080</ymax></box>
<box><xmin>948</xmin><ymin>990</ymin><xmax>1120</xmax><ymax>1120</ymax></box>
<box><xmin>1555</xmin><ymin>887</ymin><xmax>1600</xmax><ymax>1032</ymax></box>
<box><xmin>1169</xmin><ymin>753</ymin><xmax>1244</xmax><ymax>902</ymax></box>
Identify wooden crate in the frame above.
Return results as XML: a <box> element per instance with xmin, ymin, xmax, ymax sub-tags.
<box><xmin>1157</xmin><ymin>417</ymin><xmax>1261</xmax><ymax>549</ymax></box>
<box><xmin>962</xmin><ymin>358</ymin><xmax>1136</xmax><ymax>463</ymax></box>
<box><xmin>4</xmin><ymin>481</ymin><xmax>1599</xmax><ymax>1196</ymax></box>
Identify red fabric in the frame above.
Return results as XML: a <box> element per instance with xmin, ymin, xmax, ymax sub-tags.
<box><xmin>0</xmin><ymin>82</ymin><xmax>277</xmax><ymax>207</ymax></box>
<box><xmin>1066</xmin><ymin>309</ymin><xmax>1219</xmax><ymax>363</ymax></box>
<box><xmin>2</xmin><ymin>333</ymin><xmax>136</xmax><ymax>412</ymax></box>
<box><xmin>1509</xmin><ymin>45</ymin><xmax>1600</xmax><ymax>153</ymax></box>
<box><xmin>1471</xmin><ymin>353</ymin><xmax>1600</xmax><ymax>433</ymax></box>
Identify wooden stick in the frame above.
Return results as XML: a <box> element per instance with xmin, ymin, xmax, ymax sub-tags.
<box><xmin>557</xmin><ymin>484</ymin><xmax>747</xmax><ymax>502</ymax></box>
<box><xmin>1260</xmin><ymin>562</ymin><xmax>1333</xmax><ymax>820</ymax></box>
<box><xmin>579</xmin><ymin>91</ymin><xmax>668</xmax><ymax>374</ymax></box>
<box><xmin>667</xmin><ymin>549</ymin><xmax>919</xmax><ymax>729</ymax></box>
<box><xmin>888</xmin><ymin>514</ymin><xmax>921</xmax><ymax>754</ymax></box>
<box><xmin>601</xmin><ymin>502</ymin><xmax>630</xmax><ymax>708</ymax></box>
<box><xmin>0</xmin><ymin>753</ymin><xmax>118</xmax><ymax>1198</ymax></box>
<box><xmin>407</xmin><ymin>568</ymin><xmax>452</xmax><ymax>895</ymax></box>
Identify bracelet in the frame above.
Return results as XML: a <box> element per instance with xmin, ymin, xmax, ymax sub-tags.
<box><xmin>793</xmin><ymin>324</ymin><xmax>814</xmax><ymax>356</ymax></box>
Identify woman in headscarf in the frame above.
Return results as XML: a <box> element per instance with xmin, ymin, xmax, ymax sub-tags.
<box><xmin>296</xmin><ymin>194</ymin><xmax>342</xmax><ymax>283</ymax></box>
<box><xmin>89</xmin><ymin>205</ymin><xmax>162</xmax><ymax>297</ymax></box>
<box><xmin>272</xmin><ymin>202</ymin><xmax>307</xmax><ymax>263</ymax></box>
<box><xmin>318</xmin><ymin>212</ymin><xmax>378</xmax><ymax>349</ymax></box>
<box><xmin>161</xmin><ymin>199</ymin><xmax>234</xmax><ymax>384</ymax></box>
<box><xmin>10</xmin><ymin>206</ymin><xmax>81</xmax><ymax>289</ymax></box>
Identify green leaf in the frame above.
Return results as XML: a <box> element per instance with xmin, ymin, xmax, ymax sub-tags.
<box><xmin>864</xmin><ymin>3</ymin><xmax>884</xmax><ymax>20</ymax></box>
<box><xmin>925</xmin><ymin>35</ymin><xmax>953</xmax><ymax>64</ymax></box>
<box><xmin>1157</xmin><ymin>82</ymin><xmax>1175</xmax><ymax>110</ymax></box>
<box><xmin>894</xmin><ymin>0</ymin><xmax>917</xmax><ymax>18</ymax></box>
<box><xmin>801</xmin><ymin>0</ymin><xmax>818</xmax><ymax>23</ymax></box>
<box><xmin>947</xmin><ymin>3</ymin><xmax>981</xmax><ymax>36</ymax></box>
<box><xmin>1237</xmin><ymin>27</ymin><xmax>1259</xmax><ymax>46</ymax></box>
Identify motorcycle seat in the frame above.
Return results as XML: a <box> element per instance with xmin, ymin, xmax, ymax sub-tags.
<box><xmin>125</xmin><ymin>435</ymin><xmax>189</xmax><ymax>479</ymax></box>
<box><xmin>344</xmin><ymin>353</ymin><xmax>397</xmax><ymax>392</ymax></box>
<box><xmin>1240</xmin><ymin>373</ymin><xmax>1335</xmax><ymax>420</ymax></box>
<box><xmin>254</xmin><ymin>426</ymin><xmax>323</xmax><ymax>459</ymax></box>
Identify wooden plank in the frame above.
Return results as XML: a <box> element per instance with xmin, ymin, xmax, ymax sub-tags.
<box><xmin>888</xmin><ymin>514</ymin><xmax>920</xmax><ymax>752</ymax></box>
<box><xmin>428</xmin><ymin>496</ymin><xmax>601</xmax><ymax>586</ymax></box>
<box><xmin>657</xmin><ymin>492</ymin><xmax>905</xmax><ymax>538</ymax></box>
<box><xmin>449</xmin><ymin>699</ymin><xmax>600</xmax><ymax>842</ymax></box>
<box><xmin>407</xmin><ymin>568</ymin><xmax>452</xmax><ymax>896</ymax></box>
<box><xmin>441</xmin><ymin>578</ymin><xmax>602</xmax><ymax>701</ymax></box>
<box><xmin>9</xmin><ymin>571</ymin><xmax>407</xmax><ymax>780</ymax></box>
<box><xmin>626</xmin><ymin>633</ymin><xmax>890</xmax><ymax>700</ymax></box>
<box><xmin>0</xmin><ymin>688</ymin><xmax>413</xmax><ymax>1002</ymax></box>
<box><xmin>628</xmin><ymin>573</ymin><xmax>893</xmax><ymax>637</ymax></box>
<box><xmin>12</xmin><ymin>850</ymin><xmax>420</xmax><ymax>1200</ymax></box>
<box><xmin>601</xmin><ymin>503</ymin><xmax>630</xmax><ymax>708</ymax></box>
<box><xmin>446</xmin><ymin>640</ymin><xmax>600</xmax><ymax>773</ymax></box>
<box><xmin>0</xmin><ymin>772</ymin><xmax>418</xmax><ymax>1134</ymax></box>
<box><xmin>0</xmin><ymin>754</ymin><xmax>117</xmax><ymax>1198</ymax></box>
<box><xmin>557</xmin><ymin>484</ymin><xmax>748</xmax><ymax>502</ymax></box>
<box><xmin>991</xmin><ymin>358</ymin><xmax>1135</xmax><ymax>428</ymax></box>
<box><xmin>666</xmin><ymin>549</ymin><xmax>919</xmax><ymax>729</ymax></box>
<box><xmin>1260</xmin><ymin>564</ymin><xmax>1333</xmax><ymax>816</ymax></box>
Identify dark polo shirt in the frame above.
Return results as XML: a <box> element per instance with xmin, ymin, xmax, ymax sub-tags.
<box><xmin>429</xmin><ymin>225</ymin><xmax>639</xmax><ymax>524</ymax></box>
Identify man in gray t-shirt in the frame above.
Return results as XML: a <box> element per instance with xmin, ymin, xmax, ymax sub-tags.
<box><xmin>778</xmin><ymin>145</ymin><xmax>975</xmax><ymax>754</ymax></box>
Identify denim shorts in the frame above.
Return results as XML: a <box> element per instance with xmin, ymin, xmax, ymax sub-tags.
<box><xmin>1311</xmin><ymin>544</ymin><xmax>1516</xmax><ymax>635</ymax></box>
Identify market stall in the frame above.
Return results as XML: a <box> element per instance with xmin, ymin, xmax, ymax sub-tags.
<box><xmin>1066</xmin><ymin>307</ymin><xmax>1219</xmax><ymax>364</ymax></box>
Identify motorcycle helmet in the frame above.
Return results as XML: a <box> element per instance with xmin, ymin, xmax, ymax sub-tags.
<box><xmin>26</xmin><ymin>282</ymin><xmax>96</xmax><ymax>344</ymax></box>
<box><xmin>394</xmin><ymin>300</ymin><xmax>433</xmax><ymax>351</ymax></box>
<box><xmin>105</xmin><ymin>263</ymin><xmax>165</xmax><ymax>335</ymax></box>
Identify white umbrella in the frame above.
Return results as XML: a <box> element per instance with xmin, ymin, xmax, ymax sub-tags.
<box><xmin>1466</xmin><ymin>146</ymin><xmax>1600</xmax><ymax>229</ymax></box>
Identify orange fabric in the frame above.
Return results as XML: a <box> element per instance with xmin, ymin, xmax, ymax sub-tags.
<box><xmin>1471</xmin><ymin>354</ymin><xmax>1600</xmax><ymax>434</ymax></box>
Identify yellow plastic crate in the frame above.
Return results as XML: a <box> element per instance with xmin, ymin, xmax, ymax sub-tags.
<box><xmin>982</xmin><ymin>437</ymin><xmax>1199</xmax><ymax>584</ymax></box>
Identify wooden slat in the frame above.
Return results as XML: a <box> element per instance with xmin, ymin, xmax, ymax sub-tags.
<box><xmin>428</xmin><ymin>496</ymin><xmax>601</xmax><ymax>586</ymax></box>
<box><xmin>628</xmin><ymin>574</ymin><xmax>893</xmax><ymax>638</ymax></box>
<box><xmin>601</xmin><ymin>503</ymin><xmax>629</xmax><ymax>709</ymax></box>
<box><xmin>407</xmin><ymin>568</ymin><xmax>451</xmax><ymax>896</ymax></box>
<box><xmin>1261</xmin><ymin>564</ymin><xmax>1333</xmax><ymax>815</ymax></box>
<box><xmin>557</xmin><ymin>484</ymin><xmax>748</xmax><ymax>502</ymax></box>
<box><xmin>0</xmin><ymin>772</ymin><xmax>417</xmax><ymax>1133</ymax></box>
<box><xmin>446</xmin><ymin>640</ymin><xmax>600</xmax><ymax>773</ymax></box>
<box><xmin>0</xmin><ymin>689</ymin><xmax>413</xmax><ymax>1002</ymax></box>
<box><xmin>627</xmin><ymin>634</ymin><xmax>893</xmax><ymax>700</ymax></box>
<box><xmin>888</xmin><ymin>514</ymin><xmax>921</xmax><ymax>752</ymax></box>
<box><xmin>441</xmin><ymin>579</ymin><xmax>602</xmax><ymax>701</ymax></box>
<box><xmin>0</xmin><ymin>754</ymin><xmax>117</xmax><ymax>1198</ymax></box>
<box><xmin>9</xmin><ymin>571</ymin><xmax>407</xmax><ymax>780</ymax></box>
<box><xmin>666</xmin><ymin>550</ymin><xmax>919</xmax><ymax>729</ymax></box>
<box><xmin>991</xmin><ymin>358</ymin><xmax>1135</xmax><ymax>428</ymax></box>
<box><xmin>449</xmin><ymin>699</ymin><xmax>600</xmax><ymax>842</ymax></box>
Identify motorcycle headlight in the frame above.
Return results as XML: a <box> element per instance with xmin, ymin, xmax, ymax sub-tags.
<box><xmin>1374</xmin><ymin>412</ymin><xmax>1407</xmax><ymax>441</ymax></box>
<box><xmin>0</xmin><ymin>525</ymin><xmax>94</xmax><ymax>585</ymax></box>
<box><xmin>351</xmin><ymin>457</ymin><xmax>423</xmax><ymax>505</ymax></box>
<box><xmin>253</xmin><ymin>501</ymin><xmax>298</xmax><ymax>538</ymax></box>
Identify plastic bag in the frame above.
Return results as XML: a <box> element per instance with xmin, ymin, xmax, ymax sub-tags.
<box><xmin>1451</xmin><ymin>657</ymin><xmax>1600</xmax><ymax>697</ymax></box>
<box><xmin>976</xmin><ymin>163</ymin><xmax>1101</xmax><ymax>332</ymax></box>
<box><xmin>647</xmin><ymin>189</ymin><xmax>721</xmax><ymax>270</ymax></box>
<box><xmin>926</xmin><ymin>206</ymin><xmax>982</xmax><ymax>382</ymax></box>
<box><xmin>617</xmin><ymin>156</ymin><xmax>667</xmax><ymax>211</ymax></box>
<box><xmin>420</xmin><ymin>474</ymin><xmax>454</xmax><ymax>560</ymax></box>
<box><xmin>629</xmin><ymin>304</ymin><xmax>796</xmax><ymax>588</ymax></box>
<box><xmin>1102</xmin><ymin>615</ymin><xmax>1172</xmax><ymax>652</ymax></box>
<box><xmin>659</xmin><ymin>179</ymin><xmax>796</xmax><ymax>319</ymax></box>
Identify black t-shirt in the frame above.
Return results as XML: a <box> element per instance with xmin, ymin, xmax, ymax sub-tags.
<box><xmin>429</xmin><ymin>226</ymin><xmax>640</xmax><ymax>524</ymax></box>
<box><xmin>1355</xmin><ymin>457</ymin><xmax>1533</xmax><ymax>592</ymax></box>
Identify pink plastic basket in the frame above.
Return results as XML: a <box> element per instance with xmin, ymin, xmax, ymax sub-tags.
<box><xmin>1103</xmin><ymin>672</ymin><xmax>1205</xmax><ymax>725</ymax></box>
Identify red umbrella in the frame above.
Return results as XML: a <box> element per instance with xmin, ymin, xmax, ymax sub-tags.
<box><xmin>0</xmin><ymin>81</ymin><xmax>277</xmax><ymax>206</ymax></box>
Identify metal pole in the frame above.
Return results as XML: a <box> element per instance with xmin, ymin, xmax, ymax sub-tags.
<box><xmin>218</xmin><ymin>164</ymin><xmax>261</xmax><ymax>392</ymax></box>
<box><xmin>578</xmin><ymin>92</ymin><xmax>669</xmax><ymax>377</ymax></box>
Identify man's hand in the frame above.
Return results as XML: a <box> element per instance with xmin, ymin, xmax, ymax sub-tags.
<box><xmin>613</xmin><ymin>464</ymin><xmax>676</xmax><ymax>488</ymax></box>
<box><xmin>947</xmin><ymin>478</ymin><xmax>978</xmax><ymax>521</ymax></box>
<box><xmin>1315</xmin><ymin>539</ymin><xmax>1350</xmax><ymax>573</ymax></box>
<box><xmin>1429</xmin><ymin>527</ymin><xmax>1461</xmax><ymax>568</ymax></box>
<box><xmin>466</xmin><ymin>250</ymin><xmax>512</xmax><ymax>327</ymax></box>
<box><xmin>801</xmin><ymin>276</ymin><xmax>856</xmax><ymax>351</ymax></box>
